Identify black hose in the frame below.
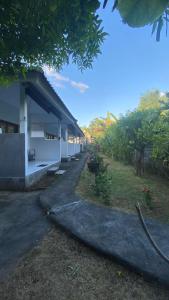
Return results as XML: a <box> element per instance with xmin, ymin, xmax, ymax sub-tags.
<box><xmin>136</xmin><ymin>202</ymin><xmax>169</xmax><ymax>264</ymax></box>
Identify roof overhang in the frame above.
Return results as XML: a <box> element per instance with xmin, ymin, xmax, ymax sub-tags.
<box><xmin>20</xmin><ymin>71</ymin><xmax>84</xmax><ymax>137</ymax></box>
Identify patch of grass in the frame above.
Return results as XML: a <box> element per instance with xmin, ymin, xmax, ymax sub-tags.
<box><xmin>77</xmin><ymin>155</ymin><xmax>169</xmax><ymax>223</ymax></box>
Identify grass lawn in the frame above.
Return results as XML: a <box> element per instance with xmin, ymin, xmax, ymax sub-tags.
<box><xmin>76</xmin><ymin>155</ymin><xmax>169</xmax><ymax>223</ymax></box>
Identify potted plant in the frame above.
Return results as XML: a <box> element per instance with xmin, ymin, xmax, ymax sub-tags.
<box><xmin>87</xmin><ymin>159</ymin><xmax>100</xmax><ymax>174</ymax></box>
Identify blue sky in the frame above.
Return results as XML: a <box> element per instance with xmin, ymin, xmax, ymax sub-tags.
<box><xmin>44</xmin><ymin>3</ymin><xmax>169</xmax><ymax>127</ymax></box>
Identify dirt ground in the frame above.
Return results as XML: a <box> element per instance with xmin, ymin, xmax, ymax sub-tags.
<box><xmin>0</xmin><ymin>226</ymin><xmax>168</xmax><ymax>300</ymax></box>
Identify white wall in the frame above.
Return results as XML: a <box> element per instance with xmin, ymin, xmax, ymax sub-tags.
<box><xmin>75</xmin><ymin>144</ymin><xmax>80</xmax><ymax>154</ymax></box>
<box><xmin>30</xmin><ymin>138</ymin><xmax>61</xmax><ymax>161</ymax></box>
<box><xmin>68</xmin><ymin>143</ymin><xmax>75</xmax><ymax>156</ymax></box>
<box><xmin>61</xmin><ymin>139</ymin><xmax>68</xmax><ymax>157</ymax></box>
<box><xmin>68</xmin><ymin>143</ymin><xmax>80</xmax><ymax>156</ymax></box>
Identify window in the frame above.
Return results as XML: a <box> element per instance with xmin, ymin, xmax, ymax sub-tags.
<box><xmin>45</xmin><ymin>132</ymin><xmax>57</xmax><ymax>140</ymax></box>
<box><xmin>0</xmin><ymin>120</ymin><xmax>18</xmax><ymax>133</ymax></box>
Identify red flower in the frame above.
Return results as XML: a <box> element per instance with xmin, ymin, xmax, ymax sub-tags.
<box><xmin>142</xmin><ymin>187</ymin><xmax>150</xmax><ymax>193</ymax></box>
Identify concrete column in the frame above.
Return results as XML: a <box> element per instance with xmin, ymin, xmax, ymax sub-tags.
<box><xmin>74</xmin><ymin>136</ymin><xmax>76</xmax><ymax>154</ymax></box>
<box><xmin>61</xmin><ymin>126</ymin><xmax>69</xmax><ymax>159</ymax></box>
<box><xmin>65</xmin><ymin>127</ymin><xmax>68</xmax><ymax>157</ymax></box>
<box><xmin>77</xmin><ymin>136</ymin><xmax>80</xmax><ymax>153</ymax></box>
<box><xmin>65</xmin><ymin>127</ymin><xmax>68</xmax><ymax>141</ymax></box>
<box><xmin>19</xmin><ymin>84</ymin><xmax>28</xmax><ymax>175</ymax></box>
<box><xmin>76</xmin><ymin>136</ymin><xmax>78</xmax><ymax>154</ymax></box>
<box><xmin>80</xmin><ymin>137</ymin><xmax>84</xmax><ymax>152</ymax></box>
<box><xmin>58</xmin><ymin>120</ymin><xmax>62</xmax><ymax>161</ymax></box>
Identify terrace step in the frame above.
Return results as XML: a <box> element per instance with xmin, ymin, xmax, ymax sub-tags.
<box><xmin>55</xmin><ymin>170</ymin><xmax>66</xmax><ymax>175</ymax></box>
<box><xmin>47</xmin><ymin>166</ymin><xmax>59</xmax><ymax>175</ymax></box>
<box><xmin>61</xmin><ymin>156</ymin><xmax>71</xmax><ymax>162</ymax></box>
<box><xmin>71</xmin><ymin>156</ymin><xmax>76</xmax><ymax>161</ymax></box>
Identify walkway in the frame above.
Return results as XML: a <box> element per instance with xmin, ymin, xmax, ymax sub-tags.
<box><xmin>40</xmin><ymin>153</ymin><xmax>169</xmax><ymax>288</ymax></box>
<box><xmin>0</xmin><ymin>153</ymin><xmax>87</xmax><ymax>280</ymax></box>
<box><xmin>0</xmin><ymin>191</ymin><xmax>51</xmax><ymax>280</ymax></box>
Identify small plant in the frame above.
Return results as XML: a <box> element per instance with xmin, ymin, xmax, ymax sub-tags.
<box><xmin>87</xmin><ymin>152</ymin><xmax>109</xmax><ymax>175</ymax></box>
<box><xmin>142</xmin><ymin>187</ymin><xmax>153</xmax><ymax>209</ymax></box>
<box><xmin>94</xmin><ymin>171</ymin><xmax>112</xmax><ymax>205</ymax></box>
<box><xmin>87</xmin><ymin>149</ymin><xmax>112</xmax><ymax>205</ymax></box>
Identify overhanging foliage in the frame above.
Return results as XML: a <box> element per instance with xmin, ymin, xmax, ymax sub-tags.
<box><xmin>0</xmin><ymin>0</ymin><xmax>106</xmax><ymax>83</ymax></box>
<box><xmin>104</xmin><ymin>0</ymin><xmax>169</xmax><ymax>41</ymax></box>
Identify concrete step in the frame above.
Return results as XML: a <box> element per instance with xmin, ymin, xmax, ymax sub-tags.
<box><xmin>47</xmin><ymin>166</ymin><xmax>59</xmax><ymax>175</ymax></box>
<box><xmin>55</xmin><ymin>170</ymin><xmax>66</xmax><ymax>175</ymax></box>
<box><xmin>71</xmin><ymin>156</ymin><xmax>76</xmax><ymax>161</ymax></box>
<box><xmin>61</xmin><ymin>156</ymin><xmax>71</xmax><ymax>162</ymax></box>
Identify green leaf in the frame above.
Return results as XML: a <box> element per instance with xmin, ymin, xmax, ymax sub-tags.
<box><xmin>151</xmin><ymin>20</ymin><xmax>158</xmax><ymax>35</ymax></box>
<box><xmin>112</xmin><ymin>0</ymin><xmax>118</xmax><ymax>12</ymax></box>
<box><xmin>117</xmin><ymin>0</ymin><xmax>169</xmax><ymax>27</ymax></box>
<box><xmin>103</xmin><ymin>0</ymin><xmax>109</xmax><ymax>9</ymax></box>
<box><xmin>156</xmin><ymin>17</ymin><xmax>163</xmax><ymax>41</ymax></box>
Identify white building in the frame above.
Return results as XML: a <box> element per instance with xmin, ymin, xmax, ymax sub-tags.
<box><xmin>0</xmin><ymin>70</ymin><xmax>84</xmax><ymax>189</ymax></box>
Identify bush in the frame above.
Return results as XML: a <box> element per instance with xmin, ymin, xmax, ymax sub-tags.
<box><xmin>94</xmin><ymin>171</ymin><xmax>112</xmax><ymax>205</ymax></box>
<box><xmin>87</xmin><ymin>149</ymin><xmax>112</xmax><ymax>205</ymax></box>
<box><xmin>142</xmin><ymin>187</ymin><xmax>153</xmax><ymax>209</ymax></box>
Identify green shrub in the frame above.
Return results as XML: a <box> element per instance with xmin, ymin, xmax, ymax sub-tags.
<box><xmin>94</xmin><ymin>171</ymin><xmax>112</xmax><ymax>205</ymax></box>
<box><xmin>142</xmin><ymin>187</ymin><xmax>153</xmax><ymax>209</ymax></box>
<box><xmin>87</xmin><ymin>151</ymin><xmax>112</xmax><ymax>205</ymax></box>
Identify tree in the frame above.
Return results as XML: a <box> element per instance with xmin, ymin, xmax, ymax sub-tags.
<box><xmin>86</xmin><ymin>112</ymin><xmax>117</xmax><ymax>141</ymax></box>
<box><xmin>99</xmin><ymin>109</ymin><xmax>160</xmax><ymax>175</ymax></box>
<box><xmin>0</xmin><ymin>0</ymin><xmax>106</xmax><ymax>83</ymax></box>
<box><xmin>122</xmin><ymin>110</ymin><xmax>160</xmax><ymax>175</ymax></box>
<box><xmin>81</xmin><ymin>126</ymin><xmax>91</xmax><ymax>143</ymax></box>
<box><xmin>151</xmin><ymin>109</ymin><xmax>169</xmax><ymax>163</ymax></box>
<box><xmin>138</xmin><ymin>90</ymin><xmax>168</xmax><ymax>111</ymax></box>
<box><xmin>1</xmin><ymin>0</ymin><xmax>169</xmax><ymax>83</ymax></box>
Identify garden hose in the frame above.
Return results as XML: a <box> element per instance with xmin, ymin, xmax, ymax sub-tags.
<box><xmin>136</xmin><ymin>202</ymin><xmax>169</xmax><ymax>265</ymax></box>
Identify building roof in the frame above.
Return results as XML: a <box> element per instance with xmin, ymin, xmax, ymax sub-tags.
<box><xmin>21</xmin><ymin>70</ymin><xmax>84</xmax><ymax>137</ymax></box>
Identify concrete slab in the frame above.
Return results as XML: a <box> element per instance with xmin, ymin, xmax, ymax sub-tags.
<box><xmin>71</xmin><ymin>156</ymin><xmax>76</xmax><ymax>161</ymax></box>
<box><xmin>61</xmin><ymin>156</ymin><xmax>71</xmax><ymax>162</ymax></box>
<box><xmin>27</xmin><ymin>160</ymin><xmax>59</xmax><ymax>176</ymax></box>
<box><xmin>47</xmin><ymin>166</ymin><xmax>59</xmax><ymax>175</ymax></box>
<box><xmin>49</xmin><ymin>200</ymin><xmax>169</xmax><ymax>287</ymax></box>
<box><xmin>55</xmin><ymin>170</ymin><xmax>66</xmax><ymax>175</ymax></box>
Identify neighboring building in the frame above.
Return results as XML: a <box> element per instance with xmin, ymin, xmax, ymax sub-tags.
<box><xmin>0</xmin><ymin>70</ymin><xmax>84</xmax><ymax>189</ymax></box>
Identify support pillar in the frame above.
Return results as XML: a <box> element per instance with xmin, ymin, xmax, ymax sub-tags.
<box><xmin>65</xmin><ymin>127</ymin><xmax>68</xmax><ymax>157</ymax></box>
<box><xmin>58</xmin><ymin>120</ymin><xmax>62</xmax><ymax>161</ymax></box>
<box><xmin>19</xmin><ymin>84</ymin><xmax>28</xmax><ymax>175</ymax></box>
<box><xmin>74</xmin><ymin>136</ymin><xmax>76</xmax><ymax>155</ymax></box>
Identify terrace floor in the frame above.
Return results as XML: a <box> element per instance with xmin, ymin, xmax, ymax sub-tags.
<box><xmin>26</xmin><ymin>160</ymin><xmax>60</xmax><ymax>176</ymax></box>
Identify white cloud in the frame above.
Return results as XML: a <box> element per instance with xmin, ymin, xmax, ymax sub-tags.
<box><xmin>53</xmin><ymin>81</ymin><xmax>65</xmax><ymax>88</ymax></box>
<box><xmin>43</xmin><ymin>65</ymin><xmax>89</xmax><ymax>93</ymax></box>
<box><xmin>70</xmin><ymin>81</ymin><xmax>89</xmax><ymax>93</ymax></box>
<box><xmin>54</xmin><ymin>72</ymin><xmax>69</xmax><ymax>82</ymax></box>
<box><xmin>160</xmin><ymin>92</ymin><xmax>165</xmax><ymax>97</ymax></box>
<box><xmin>43</xmin><ymin>66</ymin><xmax>54</xmax><ymax>76</ymax></box>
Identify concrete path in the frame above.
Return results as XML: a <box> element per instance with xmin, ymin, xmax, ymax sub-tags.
<box><xmin>0</xmin><ymin>153</ymin><xmax>87</xmax><ymax>280</ymax></box>
<box><xmin>0</xmin><ymin>190</ymin><xmax>51</xmax><ymax>280</ymax></box>
<box><xmin>39</xmin><ymin>154</ymin><xmax>169</xmax><ymax>288</ymax></box>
